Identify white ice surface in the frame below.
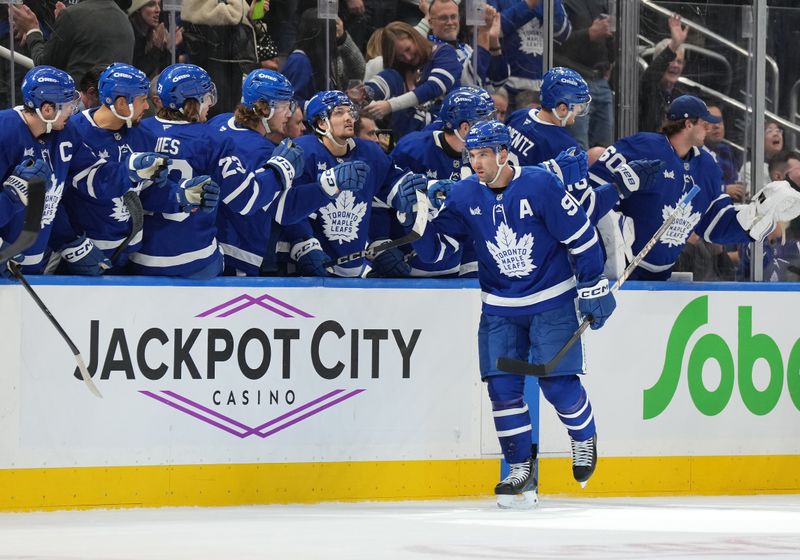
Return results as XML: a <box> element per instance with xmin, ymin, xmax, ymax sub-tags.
<box><xmin>1</xmin><ymin>495</ymin><xmax>800</xmax><ymax>559</ymax></box>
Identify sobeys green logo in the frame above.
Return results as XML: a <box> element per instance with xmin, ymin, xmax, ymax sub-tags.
<box><xmin>643</xmin><ymin>295</ymin><xmax>800</xmax><ymax>419</ymax></box>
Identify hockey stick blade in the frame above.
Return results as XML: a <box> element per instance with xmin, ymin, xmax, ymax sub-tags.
<box><xmin>9</xmin><ymin>263</ymin><xmax>103</xmax><ymax>398</ymax></box>
<box><xmin>325</xmin><ymin>189</ymin><xmax>430</xmax><ymax>269</ymax></box>
<box><xmin>0</xmin><ymin>177</ymin><xmax>45</xmax><ymax>263</ymax></box>
<box><xmin>497</xmin><ymin>185</ymin><xmax>701</xmax><ymax>377</ymax></box>
<box><xmin>111</xmin><ymin>191</ymin><xmax>144</xmax><ymax>264</ymax></box>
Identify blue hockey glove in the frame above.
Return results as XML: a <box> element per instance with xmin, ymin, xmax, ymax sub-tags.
<box><xmin>611</xmin><ymin>159</ymin><xmax>663</xmax><ymax>199</ymax></box>
<box><xmin>367</xmin><ymin>243</ymin><xmax>411</xmax><ymax>277</ymax></box>
<box><xmin>60</xmin><ymin>236</ymin><xmax>111</xmax><ymax>276</ymax></box>
<box><xmin>319</xmin><ymin>161</ymin><xmax>370</xmax><ymax>197</ymax></box>
<box><xmin>127</xmin><ymin>152</ymin><xmax>171</xmax><ymax>187</ymax></box>
<box><xmin>542</xmin><ymin>148</ymin><xmax>588</xmax><ymax>188</ymax></box>
<box><xmin>577</xmin><ymin>275</ymin><xmax>617</xmax><ymax>330</ymax></box>
<box><xmin>267</xmin><ymin>138</ymin><xmax>304</xmax><ymax>187</ymax></box>
<box><xmin>3</xmin><ymin>158</ymin><xmax>53</xmax><ymax>206</ymax></box>
<box><xmin>428</xmin><ymin>179</ymin><xmax>455</xmax><ymax>210</ymax></box>
<box><xmin>391</xmin><ymin>173</ymin><xmax>428</xmax><ymax>215</ymax></box>
<box><xmin>291</xmin><ymin>238</ymin><xmax>329</xmax><ymax>276</ymax></box>
<box><xmin>176</xmin><ymin>176</ymin><xmax>220</xmax><ymax>213</ymax></box>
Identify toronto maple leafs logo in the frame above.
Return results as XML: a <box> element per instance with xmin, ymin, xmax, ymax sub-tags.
<box><xmin>24</xmin><ymin>147</ymin><xmax>35</xmax><ymax>157</ymax></box>
<box><xmin>486</xmin><ymin>222</ymin><xmax>536</xmax><ymax>278</ymax></box>
<box><xmin>318</xmin><ymin>190</ymin><xmax>367</xmax><ymax>244</ymax></box>
<box><xmin>426</xmin><ymin>169</ymin><xmax>437</xmax><ymax>179</ymax></box>
<box><xmin>41</xmin><ymin>180</ymin><xmax>65</xmax><ymax>227</ymax></box>
<box><xmin>659</xmin><ymin>201</ymin><xmax>702</xmax><ymax>248</ymax></box>
<box><xmin>317</xmin><ymin>162</ymin><xmax>328</xmax><ymax>172</ymax></box>
<box><xmin>518</xmin><ymin>18</ymin><xmax>544</xmax><ymax>56</ymax></box>
<box><xmin>98</xmin><ymin>149</ymin><xmax>110</xmax><ymax>160</ymax></box>
<box><xmin>663</xmin><ymin>169</ymin><xmax>675</xmax><ymax>179</ymax></box>
<box><xmin>110</xmin><ymin>196</ymin><xmax>129</xmax><ymax>222</ymax></box>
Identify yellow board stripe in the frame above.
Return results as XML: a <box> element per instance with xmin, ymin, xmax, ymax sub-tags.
<box><xmin>2</xmin><ymin>455</ymin><xmax>800</xmax><ymax>511</ymax></box>
<box><xmin>541</xmin><ymin>455</ymin><xmax>800</xmax><ymax>496</ymax></box>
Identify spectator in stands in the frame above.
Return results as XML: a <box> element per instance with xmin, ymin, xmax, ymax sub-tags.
<box><xmin>492</xmin><ymin>89</ymin><xmax>508</xmax><ymax>122</ymax></box>
<box><xmin>363</xmin><ymin>28</ymin><xmax>385</xmax><ymax>81</ymax></box>
<box><xmin>356</xmin><ymin>115</ymin><xmax>381</xmax><ymax>145</ymax></box>
<box><xmin>415</xmin><ymin>0</ymin><xmax>508</xmax><ymax>88</ymax></box>
<box><xmin>769</xmin><ymin>150</ymin><xmax>800</xmax><ymax>183</ymax></box>
<box><xmin>249</xmin><ymin>0</ymin><xmax>280</xmax><ymax>70</ymax></box>
<box><xmin>281</xmin><ymin>8</ymin><xmax>365</xmax><ymax>106</ymax></box>
<box><xmin>11</xmin><ymin>0</ymin><xmax>135</xmax><ymax>85</ymax></box>
<box><xmin>180</xmin><ymin>0</ymin><xmax>258</xmax><ymax>117</ymax></box>
<box><xmin>739</xmin><ymin>121</ymin><xmax>785</xmax><ymax>187</ymax></box>
<box><xmin>639</xmin><ymin>13</ymin><xmax>687</xmax><ymax>133</ymax></box>
<box><xmin>493</xmin><ymin>0</ymin><xmax>571</xmax><ymax>111</ymax></box>
<box><xmin>77</xmin><ymin>65</ymin><xmax>104</xmax><ymax>111</ymax></box>
<box><xmin>129</xmin><ymin>0</ymin><xmax>181</xmax><ymax>79</ymax></box>
<box><xmin>362</xmin><ymin>21</ymin><xmax>460</xmax><ymax>136</ymax></box>
<box><xmin>556</xmin><ymin>0</ymin><xmax>615</xmax><ymax>149</ymax></box>
<box><xmin>704</xmin><ymin>102</ymin><xmax>745</xmax><ymax>202</ymax></box>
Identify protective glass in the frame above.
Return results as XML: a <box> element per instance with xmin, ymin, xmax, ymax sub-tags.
<box><xmin>272</xmin><ymin>99</ymin><xmax>297</xmax><ymax>115</ymax></box>
<box><xmin>331</xmin><ymin>105</ymin><xmax>359</xmax><ymax>121</ymax></box>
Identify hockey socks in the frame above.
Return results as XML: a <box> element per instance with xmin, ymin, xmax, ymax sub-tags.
<box><xmin>491</xmin><ymin>397</ymin><xmax>532</xmax><ymax>464</ymax></box>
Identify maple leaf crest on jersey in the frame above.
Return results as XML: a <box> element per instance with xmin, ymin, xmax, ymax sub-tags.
<box><xmin>486</xmin><ymin>221</ymin><xmax>536</xmax><ymax>278</ymax></box>
<box><xmin>659</xmin><ymin>200</ymin><xmax>701</xmax><ymax>248</ymax></box>
<box><xmin>319</xmin><ymin>190</ymin><xmax>368</xmax><ymax>244</ymax></box>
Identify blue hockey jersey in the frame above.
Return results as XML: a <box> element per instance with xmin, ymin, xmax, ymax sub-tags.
<box><xmin>490</xmin><ymin>0</ymin><xmax>571</xmax><ymax>92</ymax></box>
<box><xmin>414</xmin><ymin>166</ymin><xmax>604</xmax><ymax>316</ymax></box>
<box><xmin>588</xmin><ymin>132</ymin><xmax>752</xmax><ymax>280</ymax></box>
<box><xmin>0</xmin><ymin>108</ymin><xmax>137</xmax><ymax>273</ymax></box>
<box><xmin>207</xmin><ymin>113</ymin><xmax>332</xmax><ymax>276</ymax></box>
<box><xmin>281</xmin><ymin>135</ymin><xmax>406</xmax><ymax>276</ymax></box>
<box><xmin>63</xmin><ymin>108</ymin><xmax>182</xmax><ymax>261</ymax></box>
<box><xmin>391</xmin><ymin>129</ymin><xmax>476</xmax><ymax>276</ymax></box>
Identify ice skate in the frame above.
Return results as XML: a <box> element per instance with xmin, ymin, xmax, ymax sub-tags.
<box><xmin>495</xmin><ymin>446</ymin><xmax>538</xmax><ymax>509</ymax></box>
<box><xmin>571</xmin><ymin>433</ymin><xmax>597</xmax><ymax>488</ymax></box>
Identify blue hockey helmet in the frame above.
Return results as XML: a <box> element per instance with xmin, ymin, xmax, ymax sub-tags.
<box><xmin>21</xmin><ymin>65</ymin><xmax>79</xmax><ymax>110</ymax></box>
<box><xmin>465</xmin><ymin>120</ymin><xmax>511</xmax><ymax>152</ymax></box>
<box><xmin>98</xmin><ymin>63</ymin><xmax>149</xmax><ymax>106</ymax></box>
<box><xmin>304</xmin><ymin>90</ymin><xmax>356</xmax><ymax>129</ymax></box>
<box><xmin>540</xmin><ymin>67</ymin><xmax>591</xmax><ymax>116</ymax></box>
<box><xmin>241</xmin><ymin>69</ymin><xmax>296</xmax><ymax>111</ymax></box>
<box><xmin>439</xmin><ymin>87</ymin><xmax>496</xmax><ymax>131</ymax></box>
<box><xmin>157</xmin><ymin>64</ymin><xmax>217</xmax><ymax>110</ymax></box>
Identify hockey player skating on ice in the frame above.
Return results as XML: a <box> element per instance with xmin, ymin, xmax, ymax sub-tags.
<box><xmin>588</xmin><ymin>95</ymin><xmax>800</xmax><ymax>280</ymax></box>
<box><xmin>389</xmin><ymin>121</ymin><xmax>657</xmax><ymax>508</ymax></box>
<box><xmin>208</xmin><ymin>70</ymin><xmax>367</xmax><ymax>276</ymax></box>
<box><xmin>0</xmin><ymin>65</ymin><xmax>171</xmax><ymax>275</ymax></box>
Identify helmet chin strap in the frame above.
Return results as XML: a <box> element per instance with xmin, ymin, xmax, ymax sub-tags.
<box><xmin>260</xmin><ymin>106</ymin><xmax>275</xmax><ymax>135</ymax></box>
<box><xmin>35</xmin><ymin>107</ymin><xmax>62</xmax><ymax>134</ymax></box>
<box><xmin>557</xmin><ymin>107</ymin><xmax>575</xmax><ymax>127</ymax></box>
<box><xmin>110</xmin><ymin>102</ymin><xmax>135</xmax><ymax>128</ymax></box>
<box><xmin>317</xmin><ymin>116</ymin><xmax>347</xmax><ymax>149</ymax></box>
<box><xmin>487</xmin><ymin>151</ymin><xmax>508</xmax><ymax>186</ymax></box>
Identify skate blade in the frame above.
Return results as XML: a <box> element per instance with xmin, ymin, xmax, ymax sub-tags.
<box><xmin>496</xmin><ymin>490</ymin><xmax>538</xmax><ymax>510</ymax></box>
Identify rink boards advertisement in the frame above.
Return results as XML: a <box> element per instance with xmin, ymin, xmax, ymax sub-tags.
<box><xmin>1</xmin><ymin>278</ymin><xmax>799</xmax><ymax>508</ymax></box>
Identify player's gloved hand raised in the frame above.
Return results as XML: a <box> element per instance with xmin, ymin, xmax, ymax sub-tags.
<box><xmin>60</xmin><ymin>236</ymin><xmax>112</xmax><ymax>276</ymax></box>
<box><xmin>319</xmin><ymin>161</ymin><xmax>370</xmax><ymax>197</ymax></box>
<box><xmin>176</xmin><ymin>176</ymin><xmax>220</xmax><ymax>213</ymax></box>
<box><xmin>267</xmin><ymin>138</ymin><xmax>304</xmax><ymax>187</ymax></box>
<box><xmin>543</xmin><ymin>148</ymin><xmax>588</xmax><ymax>188</ymax></box>
<box><xmin>366</xmin><ymin>243</ymin><xmax>411</xmax><ymax>277</ymax></box>
<box><xmin>577</xmin><ymin>275</ymin><xmax>616</xmax><ymax>330</ymax></box>
<box><xmin>3</xmin><ymin>158</ymin><xmax>53</xmax><ymax>207</ymax></box>
<box><xmin>391</xmin><ymin>173</ymin><xmax>428</xmax><ymax>215</ymax></box>
<box><xmin>611</xmin><ymin>159</ymin><xmax>663</xmax><ymax>199</ymax></box>
<box><xmin>290</xmin><ymin>238</ymin><xmax>329</xmax><ymax>276</ymax></box>
<box><xmin>427</xmin><ymin>179</ymin><xmax>454</xmax><ymax>210</ymax></box>
<box><xmin>127</xmin><ymin>152</ymin><xmax>171</xmax><ymax>187</ymax></box>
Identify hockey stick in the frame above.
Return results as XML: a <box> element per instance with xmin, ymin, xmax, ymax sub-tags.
<box><xmin>0</xmin><ymin>177</ymin><xmax>45</xmax><ymax>263</ymax></box>
<box><xmin>8</xmin><ymin>262</ymin><xmax>103</xmax><ymax>398</ymax></box>
<box><xmin>110</xmin><ymin>191</ymin><xmax>144</xmax><ymax>265</ymax></box>
<box><xmin>497</xmin><ymin>184</ymin><xmax>701</xmax><ymax>377</ymax></box>
<box><xmin>324</xmin><ymin>189</ymin><xmax>431</xmax><ymax>269</ymax></box>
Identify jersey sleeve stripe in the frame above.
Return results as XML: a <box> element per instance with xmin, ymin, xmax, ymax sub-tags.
<box><xmin>562</xmin><ymin>218</ymin><xmax>591</xmax><ymax>244</ymax></box>
<box><xmin>701</xmin><ymin>196</ymin><xmax>735</xmax><ymax>242</ymax></box>
<box><xmin>222</xmin><ymin>173</ymin><xmax>256</xmax><ymax>206</ymax></box>
<box><xmin>569</xmin><ymin>230</ymin><xmax>599</xmax><ymax>255</ymax></box>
